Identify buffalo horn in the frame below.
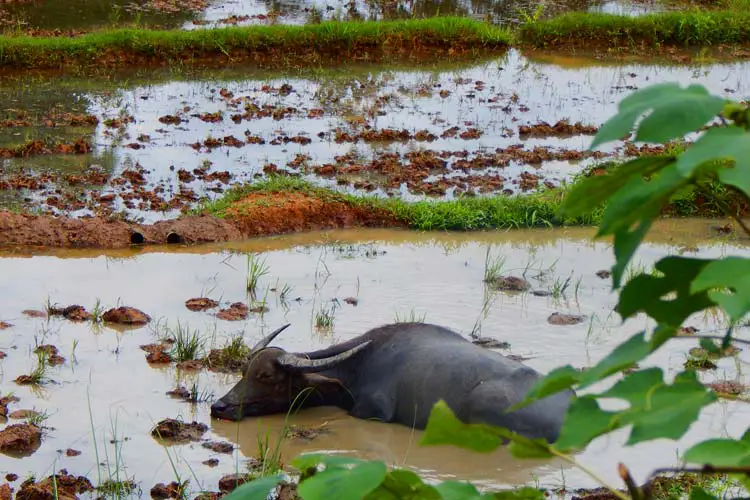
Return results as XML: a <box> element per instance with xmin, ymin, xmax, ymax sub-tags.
<box><xmin>276</xmin><ymin>340</ymin><xmax>372</xmax><ymax>373</ymax></box>
<box><xmin>251</xmin><ymin>324</ymin><xmax>291</xmax><ymax>351</ymax></box>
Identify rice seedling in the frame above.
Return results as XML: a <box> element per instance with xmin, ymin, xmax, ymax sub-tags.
<box><xmin>168</xmin><ymin>322</ymin><xmax>205</xmax><ymax>363</ymax></box>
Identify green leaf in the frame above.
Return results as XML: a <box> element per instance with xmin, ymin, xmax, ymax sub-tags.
<box><xmin>676</xmin><ymin>126</ymin><xmax>750</xmax><ymax>199</ymax></box>
<box><xmin>689</xmin><ymin>487</ymin><xmax>719</xmax><ymax>500</ymax></box>
<box><xmin>684</xmin><ymin>438</ymin><xmax>750</xmax><ymax>466</ymax></box>
<box><xmin>602</xmin><ymin>369</ymin><xmax>716</xmax><ymax>445</ymax></box>
<box><xmin>557</xmin><ymin>156</ymin><xmax>674</xmax><ymax>218</ymax></box>
<box><xmin>220</xmin><ymin>474</ymin><xmax>285</xmax><ymax>500</ymax></box>
<box><xmin>699</xmin><ymin>337</ymin><xmax>722</xmax><ymax>354</ymax></box>
<box><xmin>507</xmin><ymin>435</ymin><xmax>554</xmax><ymax>459</ymax></box>
<box><xmin>590</xmin><ymin>83</ymin><xmax>725</xmax><ymax>148</ymax></box>
<box><xmin>491</xmin><ymin>487</ymin><xmax>546</xmax><ymax>500</ymax></box>
<box><xmin>611</xmin><ymin>217</ymin><xmax>655</xmax><ymax>289</ymax></box>
<box><xmin>577</xmin><ymin>332</ymin><xmax>652</xmax><ymax>389</ymax></box>
<box><xmin>434</xmin><ymin>481</ymin><xmax>483</xmax><ymax>500</ymax></box>
<box><xmin>420</xmin><ymin>400</ymin><xmax>506</xmax><ymax>453</ymax></box>
<box><xmin>512</xmin><ymin>365</ymin><xmax>580</xmax><ymax>410</ymax></box>
<box><xmin>298</xmin><ymin>461</ymin><xmax>387</xmax><ymax>500</ymax></box>
<box><xmin>292</xmin><ymin>453</ymin><xmax>365</xmax><ymax>471</ymax></box>
<box><xmin>691</xmin><ymin>256</ymin><xmax>750</xmax><ymax>322</ymax></box>
<box><xmin>554</xmin><ymin>396</ymin><xmax>619</xmax><ymax>452</ymax></box>
<box><xmin>617</xmin><ymin>257</ymin><xmax>715</xmax><ymax>324</ymax></box>
<box><xmin>366</xmin><ymin>470</ymin><xmax>441</xmax><ymax>500</ymax></box>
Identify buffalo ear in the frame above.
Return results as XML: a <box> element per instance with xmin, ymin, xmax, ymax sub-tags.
<box><xmin>303</xmin><ymin>373</ymin><xmax>344</xmax><ymax>393</ymax></box>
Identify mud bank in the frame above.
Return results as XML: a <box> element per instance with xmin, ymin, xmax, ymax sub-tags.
<box><xmin>0</xmin><ymin>191</ymin><xmax>401</xmax><ymax>248</ymax></box>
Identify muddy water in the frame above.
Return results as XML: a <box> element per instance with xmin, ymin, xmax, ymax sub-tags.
<box><xmin>0</xmin><ymin>219</ymin><xmax>748</xmax><ymax>494</ymax></box>
<box><xmin>2</xmin><ymin>50</ymin><xmax>748</xmax><ymax>221</ymax></box>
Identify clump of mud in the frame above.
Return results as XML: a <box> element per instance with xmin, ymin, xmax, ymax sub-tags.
<box><xmin>103</xmin><ymin>306</ymin><xmax>151</xmax><ymax>325</ymax></box>
<box><xmin>0</xmin><ymin>423</ymin><xmax>42</xmax><ymax>457</ymax></box>
<box><xmin>0</xmin><ymin>321</ymin><xmax>11</xmax><ymax>329</ymax></box>
<box><xmin>216</xmin><ymin>302</ymin><xmax>249</xmax><ymax>321</ymax></box>
<box><xmin>16</xmin><ymin>470</ymin><xmax>93</xmax><ymax>500</ymax></box>
<box><xmin>151</xmin><ymin>419</ymin><xmax>208</xmax><ymax>443</ymax></box>
<box><xmin>47</xmin><ymin>305</ymin><xmax>91</xmax><ymax>321</ymax></box>
<box><xmin>35</xmin><ymin>344</ymin><xmax>65</xmax><ymax>365</ymax></box>
<box><xmin>150</xmin><ymin>481</ymin><xmax>185</xmax><ymax>499</ymax></box>
<box><xmin>287</xmin><ymin>424</ymin><xmax>330</xmax><ymax>441</ymax></box>
<box><xmin>518</xmin><ymin>119</ymin><xmax>598</xmax><ymax>138</ymax></box>
<box><xmin>471</xmin><ymin>338</ymin><xmax>511</xmax><ymax>349</ymax></box>
<box><xmin>185</xmin><ymin>298</ymin><xmax>219</xmax><ymax>311</ymax></box>
<box><xmin>485</xmin><ymin>276</ymin><xmax>531</xmax><ymax>292</ymax></box>
<box><xmin>547</xmin><ymin>313</ymin><xmax>586</xmax><ymax>325</ymax></box>
<box><xmin>706</xmin><ymin>380</ymin><xmax>748</xmax><ymax>396</ymax></box>
<box><xmin>218</xmin><ymin>474</ymin><xmax>249</xmax><ymax>493</ymax></box>
<box><xmin>0</xmin><ymin>484</ymin><xmax>12</xmax><ymax>500</ymax></box>
<box><xmin>202</xmin><ymin>441</ymin><xmax>234</xmax><ymax>453</ymax></box>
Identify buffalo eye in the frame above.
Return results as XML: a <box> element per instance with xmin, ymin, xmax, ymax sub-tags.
<box><xmin>257</xmin><ymin>371</ymin><xmax>274</xmax><ymax>382</ymax></box>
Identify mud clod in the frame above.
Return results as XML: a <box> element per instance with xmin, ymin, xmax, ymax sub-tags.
<box><xmin>103</xmin><ymin>306</ymin><xmax>151</xmax><ymax>325</ymax></box>
<box><xmin>4</xmin><ymin>475</ymin><xmax>17</xmax><ymax>482</ymax></box>
<box><xmin>216</xmin><ymin>302</ymin><xmax>249</xmax><ymax>321</ymax></box>
<box><xmin>0</xmin><ymin>423</ymin><xmax>42</xmax><ymax>457</ymax></box>
<box><xmin>486</xmin><ymin>276</ymin><xmax>531</xmax><ymax>292</ymax></box>
<box><xmin>706</xmin><ymin>380</ymin><xmax>748</xmax><ymax>395</ymax></box>
<box><xmin>22</xmin><ymin>310</ymin><xmax>46</xmax><ymax>318</ymax></box>
<box><xmin>146</xmin><ymin>351</ymin><xmax>173</xmax><ymax>364</ymax></box>
<box><xmin>0</xmin><ymin>484</ymin><xmax>11</xmax><ymax>500</ymax></box>
<box><xmin>150</xmin><ymin>482</ymin><xmax>184</xmax><ymax>500</ymax></box>
<box><xmin>343</xmin><ymin>297</ymin><xmax>359</xmax><ymax>306</ymax></box>
<box><xmin>151</xmin><ymin>419</ymin><xmax>208</xmax><ymax>443</ymax></box>
<box><xmin>595</xmin><ymin>270</ymin><xmax>611</xmax><ymax>279</ymax></box>
<box><xmin>548</xmin><ymin>313</ymin><xmax>586</xmax><ymax>325</ymax></box>
<box><xmin>16</xmin><ymin>471</ymin><xmax>93</xmax><ymax>500</ymax></box>
<box><xmin>218</xmin><ymin>474</ymin><xmax>249</xmax><ymax>493</ymax></box>
<box><xmin>8</xmin><ymin>410</ymin><xmax>38</xmax><ymax>420</ymax></box>
<box><xmin>65</xmin><ymin>448</ymin><xmax>81</xmax><ymax>457</ymax></box>
<box><xmin>0</xmin><ymin>322</ymin><xmax>11</xmax><ymax>329</ymax></box>
<box><xmin>48</xmin><ymin>305</ymin><xmax>90</xmax><ymax>321</ymax></box>
<box><xmin>185</xmin><ymin>298</ymin><xmax>219</xmax><ymax>311</ymax></box>
<box><xmin>287</xmin><ymin>424</ymin><xmax>329</xmax><ymax>441</ymax></box>
<box><xmin>176</xmin><ymin>359</ymin><xmax>206</xmax><ymax>371</ymax></box>
<box><xmin>166</xmin><ymin>386</ymin><xmax>191</xmax><ymax>399</ymax></box>
<box><xmin>201</xmin><ymin>441</ymin><xmax>234</xmax><ymax>453</ymax></box>
<box><xmin>472</xmin><ymin>338</ymin><xmax>511</xmax><ymax>349</ymax></box>
<box><xmin>202</xmin><ymin>459</ymin><xmax>219</xmax><ymax>467</ymax></box>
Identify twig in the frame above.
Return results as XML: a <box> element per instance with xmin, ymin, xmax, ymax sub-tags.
<box><xmin>619</xmin><ymin>463</ymin><xmax>644</xmax><ymax>500</ymax></box>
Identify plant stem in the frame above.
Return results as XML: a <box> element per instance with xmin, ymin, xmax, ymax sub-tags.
<box><xmin>549</xmin><ymin>449</ymin><xmax>631</xmax><ymax>500</ymax></box>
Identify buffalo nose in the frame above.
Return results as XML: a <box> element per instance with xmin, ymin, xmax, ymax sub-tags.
<box><xmin>210</xmin><ymin>401</ymin><xmax>227</xmax><ymax>415</ymax></box>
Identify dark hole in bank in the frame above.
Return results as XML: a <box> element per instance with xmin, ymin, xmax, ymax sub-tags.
<box><xmin>166</xmin><ymin>232</ymin><xmax>183</xmax><ymax>244</ymax></box>
<box><xmin>130</xmin><ymin>232</ymin><xmax>145</xmax><ymax>245</ymax></box>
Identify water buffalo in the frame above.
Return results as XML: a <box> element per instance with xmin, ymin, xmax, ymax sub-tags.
<box><xmin>210</xmin><ymin>322</ymin><xmax>574</xmax><ymax>443</ymax></box>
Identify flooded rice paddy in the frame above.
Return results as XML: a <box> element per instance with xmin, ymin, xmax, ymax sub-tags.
<box><xmin>2</xmin><ymin>50</ymin><xmax>748</xmax><ymax>222</ymax></box>
<box><xmin>0</xmin><ymin>219</ymin><xmax>748</xmax><ymax>494</ymax></box>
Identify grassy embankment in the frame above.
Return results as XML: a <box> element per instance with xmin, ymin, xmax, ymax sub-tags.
<box><xmin>196</xmin><ymin>163</ymin><xmax>743</xmax><ymax>232</ymax></box>
<box><xmin>0</xmin><ymin>17</ymin><xmax>511</xmax><ymax>70</ymax></box>
<box><xmin>519</xmin><ymin>9</ymin><xmax>750</xmax><ymax>49</ymax></box>
<box><xmin>2</xmin><ymin>6</ymin><xmax>750</xmax><ymax>71</ymax></box>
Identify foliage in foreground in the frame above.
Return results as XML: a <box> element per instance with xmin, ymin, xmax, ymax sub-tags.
<box><xmin>221</xmin><ymin>82</ymin><xmax>750</xmax><ymax>499</ymax></box>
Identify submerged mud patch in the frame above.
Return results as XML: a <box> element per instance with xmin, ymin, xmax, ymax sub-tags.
<box><xmin>151</xmin><ymin>418</ymin><xmax>208</xmax><ymax>443</ymax></box>
<box><xmin>0</xmin><ymin>423</ymin><xmax>42</xmax><ymax>457</ymax></box>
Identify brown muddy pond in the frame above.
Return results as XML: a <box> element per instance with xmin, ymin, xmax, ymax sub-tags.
<box><xmin>0</xmin><ymin>219</ymin><xmax>748</xmax><ymax>495</ymax></box>
<box><xmin>2</xmin><ymin>50</ymin><xmax>748</xmax><ymax>221</ymax></box>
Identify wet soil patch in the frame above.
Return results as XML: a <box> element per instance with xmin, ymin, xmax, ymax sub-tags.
<box><xmin>151</xmin><ymin>418</ymin><xmax>208</xmax><ymax>443</ymax></box>
<box><xmin>206</xmin><ymin>347</ymin><xmax>248</xmax><ymax>373</ymax></box>
<box><xmin>202</xmin><ymin>440</ymin><xmax>234</xmax><ymax>453</ymax></box>
<box><xmin>216</xmin><ymin>302</ymin><xmax>249</xmax><ymax>321</ymax></box>
<box><xmin>185</xmin><ymin>297</ymin><xmax>218</xmax><ymax>311</ymax></box>
<box><xmin>16</xmin><ymin>471</ymin><xmax>93</xmax><ymax>500</ymax></box>
<box><xmin>548</xmin><ymin>313</ymin><xmax>586</xmax><ymax>325</ymax></box>
<box><xmin>150</xmin><ymin>481</ymin><xmax>185</xmax><ymax>499</ymax></box>
<box><xmin>706</xmin><ymin>380</ymin><xmax>748</xmax><ymax>395</ymax></box>
<box><xmin>287</xmin><ymin>424</ymin><xmax>330</xmax><ymax>441</ymax></box>
<box><xmin>0</xmin><ymin>423</ymin><xmax>41</xmax><ymax>457</ymax></box>
<box><xmin>472</xmin><ymin>337</ymin><xmax>511</xmax><ymax>349</ymax></box>
<box><xmin>485</xmin><ymin>276</ymin><xmax>531</xmax><ymax>292</ymax></box>
<box><xmin>102</xmin><ymin>306</ymin><xmax>151</xmax><ymax>325</ymax></box>
<box><xmin>518</xmin><ymin>120</ymin><xmax>598</xmax><ymax>138</ymax></box>
<box><xmin>47</xmin><ymin>305</ymin><xmax>90</xmax><ymax>321</ymax></box>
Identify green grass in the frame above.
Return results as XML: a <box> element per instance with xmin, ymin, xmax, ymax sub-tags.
<box><xmin>520</xmin><ymin>10</ymin><xmax>750</xmax><ymax>48</ymax></box>
<box><xmin>0</xmin><ymin>17</ymin><xmax>511</xmax><ymax>70</ymax></box>
<box><xmin>196</xmin><ymin>174</ymin><xmax>602</xmax><ymax>231</ymax></box>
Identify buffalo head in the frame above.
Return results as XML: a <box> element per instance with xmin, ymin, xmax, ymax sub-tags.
<box><xmin>210</xmin><ymin>324</ymin><xmax>370</xmax><ymax>421</ymax></box>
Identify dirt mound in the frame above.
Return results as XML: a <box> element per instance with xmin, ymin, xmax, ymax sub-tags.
<box><xmin>0</xmin><ymin>212</ymin><xmax>241</xmax><ymax>249</ymax></box>
<box><xmin>103</xmin><ymin>306</ymin><xmax>151</xmax><ymax>325</ymax></box>
<box><xmin>0</xmin><ymin>191</ymin><xmax>399</xmax><ymax>249</ymax></box>
<box><xmin>151</xmin><ymin>419</ymin><xmax>207</xmax><ymax>443</ymax></box>
<box><xmin>16</xmin><ymin>471</ymin><xmax>92</xmax><ymax>500</ymax></box>
<box><xmin>0</xmin><ymin>423</ymin><xmax>42</xmax><ymax>457</ymax></box>
<box><xmin>223</xmin><ymin>191</ymin><xmax>402</xmax><ymax>237</ymax></box>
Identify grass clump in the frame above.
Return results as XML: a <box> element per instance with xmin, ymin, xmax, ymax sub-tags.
<box><xmin>520</xmin><ymin>11</ymin><xmax>750</xmax><ymax>48</ymax></box>
<box><xmin>167</xmin><ymin>322</ymin><xmax>205</xmax><ymax>363</ymax></box>
<box><xmin>0</xmin><ymin>17</ymin><xmax>511</xmax><ymax>70</ymax></box>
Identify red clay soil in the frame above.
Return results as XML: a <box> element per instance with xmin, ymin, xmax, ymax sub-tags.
<box><xmin>0</xmin><ymin>191</ymin><xmax>403</xmax><ymax>249</ymax></box>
